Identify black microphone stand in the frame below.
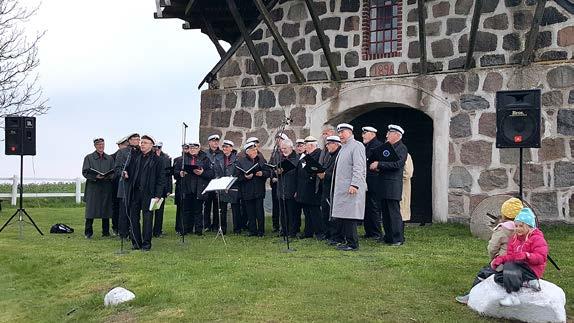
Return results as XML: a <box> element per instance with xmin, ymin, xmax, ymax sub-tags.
<box><xmin>118</xmin><ymin>144</ymin><xmax>140</xmax><ymax>254</ymax></box>
<box><xmin>178</xmin><ymin>122</ymin><xmax>189</xmax><ymax>245</ymax></box>
<box><xmin>272</xmin><ymin>117</ymin><xmax>295</xmax><ymax>252</ymax></box>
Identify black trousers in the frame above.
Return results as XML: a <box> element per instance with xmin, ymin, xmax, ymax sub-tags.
<box><xmin>340</xmin><ymin>218</ymin><xmax>359</xmax><ymax>248</ymax></box>
<box><xmin>118</xmin><ymin>198</ymin><xmax>130</xmax><ymax>238</ymax></box>
<box><xmin>321</xmin><ymin>197</ymin><xmax>333</xmax><ymax>239</ymax></box>
<box><xmin>294</xmin><ymin>202</ymin><xmax>302</xmax><ymax>233</ymax></box>
<box><xmin>129</xmin><ymin>191</ymin><xmax>154</xmax><ymax>250</ymax></box>
<box><xmin>302</xmin><ymin>204</ymin><xmax>324</xmax><ymax>238</ymax></box>
<box><xmin>381</xmin><ymin>199</ymin><xmax>404</xmax><ymax>244</ymax></box>
<box><xmin>111</xmin><ymin>197</ymin><xmax>120</xmax><ymax>233</ymax></box>
<box><xmin>231</xmin><ymin>202</ymin><xmax>243</xmax><ymax>233</ymax></box>
<box><xmin>84</xmin><ymin>218</ymin><xmax>110</xmax><ymax>237</ymax></box>
<box><xmin>244</xmin><ymin>198</ymin><xmax>265</xmax><ymax>236</ymax></box>
<box><xmin>241</xmin><ymin>199</ymin><xmax>249</xmax><ymax>231</ymax></box>
<box><xmin>203</xmin><ymin>191</ymin><xmax>218</xmax><ymax>230</ymax></box>
<box><xmin>364</xmin><ymin>191</ymin><xmax>382</xmax><ymax>238</ymax></box>
<box><xmin>152</xmin><ymin>198</ymin><xmax>166</xmax><ymax>236</ymax></box>
<box><xmin>329</xmin><ymin>217</ymin><xmax>344</xmax><ymax>243</ymax></box>
<box><xmin>183</xmin><ymin>194</ymin><xmax>204</xmax><ymax>234</ymax></box>
<box><xmin>271</xmin><ymin>182</ymin><xmax>280</xmax><ymax>231</ymax></box>
<box><xmin>494</xmin><ymin>262</ymin><xmax>538</xmax><ymax>293</ymax></box>
<box><xmin>280</xmin><ymin>198</ymin><xmax>298</xmax><ymax>237</ymax></box>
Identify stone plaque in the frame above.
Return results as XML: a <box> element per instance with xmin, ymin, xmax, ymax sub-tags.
<box><xmin>370</xmin><ymin>62</ymin><xmax>395</xmax><ymax>77</ymax></box>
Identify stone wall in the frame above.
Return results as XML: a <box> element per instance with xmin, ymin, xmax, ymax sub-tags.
<box><xmin>212</xmin><ymin>0</ymin><xmax>574</xmax><ymax>88</ymax></box>
<box><xmin>199</xmin><ymin>0</ymin><xmax>574</xmax><ymax>222</ymax></box>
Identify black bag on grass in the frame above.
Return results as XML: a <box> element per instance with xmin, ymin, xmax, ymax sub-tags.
<box><xmin>50</xmin><ymin>223</ymin><xmax>74</xmax><ymax>234</ymax></box>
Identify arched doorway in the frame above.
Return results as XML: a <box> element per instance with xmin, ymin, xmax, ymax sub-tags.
<box><xmin>349</xmin><ymin>105</ymin><xmax>433</xmax><ymax>224</ymax></box>
<box><xmin>309</xmin><ymin>80</ymin><xmax>450</xmax><ymax>223</ymax></box>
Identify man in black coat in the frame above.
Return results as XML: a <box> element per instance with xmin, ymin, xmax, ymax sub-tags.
<box><xmin>295</xmin><ymin>136</ymin><xmax>324</xmax><ymax>240</ymax></box>
<box><xmin>110</xmin><ymin>136</ymin><xmax>129</xmax><ymax>236</ymax></box>
<box><xmin>362</xmin><ymin>126</ymin><xmax>384</xmax><ymax>240</ymax></box>
<box><xmin>236</xmin><ymin>141</ymin><xmax>270</xmax><ymax>237</ymax></box>
<box><xmin>317</xmin><ymin>135</ymin><xmax>342</xmax><ymax>244</ymax></box>
<box><xmin>204</xmin><ymin>134</ymin><xmax>224</xmax><ymax>231</ymax></box>
<box><xmin>215</xmin><ymin>140</ymin><xmax>240</xmax><ymax>234</ymax></box>
<box><xmin>275</xmin><ymin>139</ymin><xmax>299</xmax><ymax>238</ymax></box>
<box><xmin>152</xmin><ymin>142</ymin><xmax>172</xmax><ymax>237</ymax></box>
<box><xmin>173</xmin><ymin>142</ymin><xmax>215</xmax><ymax>235</ymax></box>
<box><xmin>172</xmin><ymin>144</ymin><xmax>189</xmax><ymax>235</ymax></box>
<box><xmin>113</xmin><ymin>133</ymin><xmax>140</xmax><ymax>239</ymax></box>
<box><xmin>123</xmin><ymin>135</ymin><xmax>166</xmax><ymax>251</ymax></box>
<box><xmin>269</xmin><ymin>133</ymin><xmax>289</xmax><ymax>234</ymax></box>
<box><xmin>369</xmin><ymin>125</ymin><xmax>408</xmax><ymax>246</ymax></box>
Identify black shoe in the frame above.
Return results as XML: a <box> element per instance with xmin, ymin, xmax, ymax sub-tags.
<box><xmin>195</xmin><ymin>232</ymin><xmax>203</xmax><ymax>236</ymax></box>
<box><xmin>131</xmin><ymin>246</ymin><xmax>140</xmax><ymax>250</ymax></box>
<box><xmin>272</xmin><ymin>228</ymin><xmax>280</xmax><ymax>233</ymax></box>
<box><xmin>85</xmin><ymin>234</ymin><xmax>93</xmax><ymax>239</ymax></box>
<box><xmin>298</xmin><ymin>234</ymin><xmax>312</xmax><ymax>239</ymax></box>
<box><xmin>141</xmin><ymin>248</ymin><xmax>150</xmax><ymax>252</ymax></box>
<box><xmin>102</xmin><ymin>233</ymin><xmax>110</xmax><ymax>237</ymax></box>
<box><xmin>247</xmin><ymin>233</ymin><xmax>259</xmax><ymax>237</ymax></box>
<box><xmin>112</xmin><ymin>230</ymin><xmax>119</xmax><ymax>236</ymax></box>
<box><xmin>326</xmin><ymin>239</ymin><xmax>341</xmax><ymax>246</ymax></box>
<box><xmin>390</xmin><ymin>242</ymin><xmax>403</xmax><ymax>246</ymax></box>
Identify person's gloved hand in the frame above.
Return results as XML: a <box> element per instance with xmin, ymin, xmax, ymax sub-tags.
<box><xmin>491</xmin><ymin>257</ymin><xmax>503</xmax><ymax>269</ymax></box>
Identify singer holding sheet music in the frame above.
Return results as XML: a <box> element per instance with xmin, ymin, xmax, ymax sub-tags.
<box><xmin>82</xmin><ymin>138</ymin><xmax>115</xmax><ymax>239</ymax></box>
<box><xmin>369</xmin><ymin>125</ymin><xmax>408</xmax><ymax>246</ymax></box>
<box><xmin>123</xmin><ymin>135</ymin><xmax>166</xmax><ymax>251</ymax></box>
<box><xmin>236</xmin><ymin>141</ymin><xmax>270</xmax><ymax>237</ymax></box>
<box><xmin>172</xmin><ymin>142</ymin><xmax>214</xmax><ymax>236</ymax></box>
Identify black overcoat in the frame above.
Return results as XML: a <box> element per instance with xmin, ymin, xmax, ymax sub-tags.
<box><xmin>375</xmin><ymin>140</ymin><xmax>408</xmax><ymax>200</ymax></box>
<box><xmin>276</xmin><ymin>151</ymin><xmax>299</xmax><ymax>200</ymax></box>
<box><xmin>295</xmin><ymin>148</ymin><xmax>322</xmax><ymax>206</ymax></box>
<box><xmin>236</xmin><ymin>154</ymin><xmax>270</xmax><ymax>201</ymax></box>
<box><xmin>173</xmin><ymin>150</ymin><xmax>214</xmax><ymax>200</ymax></box>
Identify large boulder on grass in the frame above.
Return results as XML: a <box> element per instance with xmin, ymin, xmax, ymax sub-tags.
<box><xmin>467</xmin><ymin>275</ymin><xmax>566</xmax><ymax>322</ymax></box>
<box><xmin>104</xmin><ymin>287</ymin><xmax>135</xmax><ymax>306</ymax></box>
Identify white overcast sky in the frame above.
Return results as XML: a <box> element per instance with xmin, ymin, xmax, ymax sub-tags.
<box><xmin>0</xmin><ymin>0</ymin><xmax>224</xmax><ymax>180</ymax></box>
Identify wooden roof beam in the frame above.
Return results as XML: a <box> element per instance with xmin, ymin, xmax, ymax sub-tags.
<box><xmin>417</xmin><ymin>0</ymin><xmax>427</xmax><ymax>75</ymax></box>
<box><xmin>304</xmin><ymin>0</ymin><xmax>341</xmax><ymax>81</ymax></box>
<box><xmin>184</xmin><ymin>0</ymin><xmax>197</xmax><ymax>16</ymax></box>
<box><xmin>253</xmin><ymin>0</ymin><xmax>305</xmax><ymax>84</ymax></box>
<box><xmin>226</xmin><ymin>0</ymin><xmax>271</xmax><ymax>86</ymax></box>
<box><xmin>521</xmin><ymin>0</ymin><xmax>547</xmax><ymax>66</ymax></box>
<box><xmin>465</xmin><ymin>0</ymin><xmax>483</xmax><ymax>70</ymax></box>
<box><xmin>202</xmin><ymin>14</ymin><xmax>227</xmax><ymax>58</ymax></box>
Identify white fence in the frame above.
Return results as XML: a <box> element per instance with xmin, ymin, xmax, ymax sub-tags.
<box><xmin>0</xmin><ymin>176</ymin><xmax>84</xmax><ymax>205</ymax></box>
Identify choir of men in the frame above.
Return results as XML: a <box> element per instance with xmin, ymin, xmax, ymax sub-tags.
<box><xmin>83</xmin><ymin>121</ymin><xmax>409</xmax><ymax>252</ymax></box>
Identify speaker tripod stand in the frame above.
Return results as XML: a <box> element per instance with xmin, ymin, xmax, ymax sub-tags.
<box><xmin>0</xmin><ymin>155</ymin><xmax>43</xmax><ymax>237</ymax></box>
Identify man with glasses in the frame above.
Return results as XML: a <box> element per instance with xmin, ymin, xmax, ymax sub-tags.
<box><xmin>173</xmin><ymin>142</ymin><xmax>214</xmax><ymax>236</ymax></box>
<box><xmin>123</xmin><ymin>135</ymin><xmax>166</xmax><ymax>251</ymax></box>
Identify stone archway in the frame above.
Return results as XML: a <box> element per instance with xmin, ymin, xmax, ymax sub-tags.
<box><xmin>309</xmin><ymin>80</ymin><xmax>451</xmax><ymax>223</ymax></box>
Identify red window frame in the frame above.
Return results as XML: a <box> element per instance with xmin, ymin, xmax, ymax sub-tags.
<box><xmin>362</xmin><ymin>0</ymin><xmax>402</xmax><ymax>60</ymax></box>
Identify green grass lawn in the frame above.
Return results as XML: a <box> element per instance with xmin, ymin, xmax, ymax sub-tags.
<box><xmin>0</xmin><ymin>206</ymin><xmax>571</xmax><ymax>322</ymax></box>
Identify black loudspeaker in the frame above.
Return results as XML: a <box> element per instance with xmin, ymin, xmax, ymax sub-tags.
<box><xmin>4</xmin><ymin>116</ymin><xmax>36</xmax><ymax>156</ymax></box>
<box><xmin>496</xmin><ymin>89</ymin><xmax>541</xmax><ymax>148</ymax></box>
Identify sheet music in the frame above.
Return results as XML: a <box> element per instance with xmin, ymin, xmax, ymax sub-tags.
<box><xmin>202</xmin><ymin>176</ymin><xmax>238</xmax><ymax>194</ymax></box>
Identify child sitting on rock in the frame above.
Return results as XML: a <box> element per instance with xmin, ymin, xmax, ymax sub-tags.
<box><xmin>491</xmin><ymin>207</ymin><xmax>549</xmax><ymax>306</ymax></box>
<box><xmin>456</xmin><ymin>197</ymin><xmax>523</xmax><ymax>304</ymax></box>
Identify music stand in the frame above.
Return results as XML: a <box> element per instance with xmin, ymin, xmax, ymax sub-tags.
<box><xmin>203</xmin><ymin>176</ymin><xmax>237</xmax><ymax>245</ymax></box>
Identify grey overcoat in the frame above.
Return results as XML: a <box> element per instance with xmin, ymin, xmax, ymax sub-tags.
<box><xmin>82</xmin><ymin>151</ymin><xmax>115</xmax><ymax>219</ymax></box>
<box><xmin>331</xmin><ymin>137</ymin><xmax>367</xmax><ymax>220</ymax></box>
